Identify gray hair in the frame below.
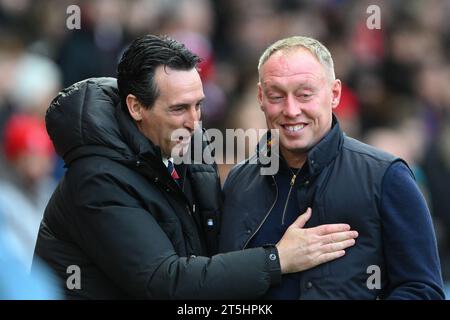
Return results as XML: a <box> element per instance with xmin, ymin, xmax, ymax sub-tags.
<box><xmin>258</xmin><ymin>36</ymin><xmax>335</xmax><ymax>81</ymax></box>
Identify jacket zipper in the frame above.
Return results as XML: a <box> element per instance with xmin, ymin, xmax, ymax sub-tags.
<box><xmin>281</xmin><ymin>185</ymin><xmax>293</xmax><ymax>225</ymax></box>
<box><xmin>243</xmin><ymin>175</ymin><xmax>279</xmax><ymax>249</ymax></box>
<box><xmin>281</xmin><ymin>175</ymin><xmax>297</xmax><ymax>225</ymax></box>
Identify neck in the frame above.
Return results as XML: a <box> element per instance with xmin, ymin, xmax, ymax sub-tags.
<box><xmin>280</xmin><ymin>147</ymin><xmax>307</xmax><ymax>169</ymax></box>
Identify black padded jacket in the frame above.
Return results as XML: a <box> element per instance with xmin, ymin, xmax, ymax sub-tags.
<box><xmin>32</xmin><ymin>77</ymin><xmax>281</xmax><ymax>299</ymax></box>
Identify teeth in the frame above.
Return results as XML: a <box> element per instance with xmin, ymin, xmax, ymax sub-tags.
<box><xmin>285</xmin><ymin>124</ymin><xmax>305</xmax><ymax>132</ymax></box>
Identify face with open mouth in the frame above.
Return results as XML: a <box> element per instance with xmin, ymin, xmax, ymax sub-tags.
<box><xmin>258</xmin><ymin>48</ymin><xmax>341</xmax><ymax>167</ymax></box>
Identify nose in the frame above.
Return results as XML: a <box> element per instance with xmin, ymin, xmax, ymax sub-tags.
<box><xmin>283</xmin><ymin>95</ymin><xmax>302</xmax><ymax>118</ymax></box>
<box><xmin>184</xmin><ymin>105</ymin><xmax>200</xmax><ymax>132</ymax></box>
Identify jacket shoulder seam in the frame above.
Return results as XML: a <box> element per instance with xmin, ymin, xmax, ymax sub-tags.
<box><xmin>342</xmin><ymin>144</ymin><xmax>396</xmax><ymax>165</ymax></box>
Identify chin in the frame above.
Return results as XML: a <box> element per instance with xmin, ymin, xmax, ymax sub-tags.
<box><xmin>281</xmin><ymin>137</ymin><xmax>307</xmax><ymax>148</ymax></box>
<box><xmin>178</xmin><ymin>148</ymin><xmax>188</xmax><ymax>157</ymax></box>
<box><xmin>281</xmin><ymin>141</ymin><xmax>310</xmax><ymax>153</ymax></box>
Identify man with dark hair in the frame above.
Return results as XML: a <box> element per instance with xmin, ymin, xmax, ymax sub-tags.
<box><xmin>33</xmin><ymin>35</ymin><xmax>357</xmax><ymax>299</ymax></box>
<box><xmin>220</xmin><ymin>36</ymin><xmax>445</xmax><ymax>299</ymax></box>
<box><xmin>117</xmin><ymin>36</ymin><xmax>199</xmax><ymax>109</ymax></box>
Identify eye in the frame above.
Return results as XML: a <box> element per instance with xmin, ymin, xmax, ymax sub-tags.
<box><xmin>299</xmin><ymin>93</ymin><xmax>313</xmax><ymax>100</ymax></box>
<box><xmin>170</xmin><ymin>105</ymin><xmax>188</xmax><ymax>113</ymax></box>
<box><xmin>268</xmin><ymin>96</ymin><xmax>283</xmax><ymax>103</ymax></box>
<box><xmin>195</xmin><ymin>101</ymin><xmax>203</xmax><ymax>110</ymax></box>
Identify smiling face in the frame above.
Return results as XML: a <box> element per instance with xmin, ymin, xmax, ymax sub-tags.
<box><xmin>258</xmin><ymin>47</ymin><xmax>341</xmax><ymax>167</ymax></box>
<box><xmin>126</xmin><ymin>66</ymin><xmax>204</xmax><ymax>158</ymax></box>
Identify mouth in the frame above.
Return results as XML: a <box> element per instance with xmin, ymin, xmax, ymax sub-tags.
<box><xmin>281</xmin><ymin>123</ymin><xmax>308</xmax><ymax>133</ymax></box>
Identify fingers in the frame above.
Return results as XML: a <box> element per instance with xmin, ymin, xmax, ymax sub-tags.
<box><xmin>312</xmin><ymin>223</ymin><xmax>351</xmax><ymax>235</ymax></box>
<box><xmin>321</xmin><ymin>238</ymin><xmax>356</xmax><ymax>253</ymax></box>
<box><xmin>322</xmin><ymin>230</ymin><xmax>359</xmax><ymax>244</ymax></box>
<box><xmin>313</xmin><ymin>239</ymin><xmax>356</xmax><ymax>266</ymax></box>
<box><xmin>316</xmin><ymin>250</ymin><xmax>346</xmax><ymax>265</ymax></box>
<box><xmin>313</xmin><ymin>236</ymin><xmax>358</xmax><ymax>267</ymax></box>
<box><xmin>291</xmin><ymin>207</ymin><xmax>312</xmax><ymax>228</ymax></box>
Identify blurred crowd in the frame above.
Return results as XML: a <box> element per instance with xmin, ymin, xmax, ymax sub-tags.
<box><xmin>0</xmin><ymin>0</ymin><xmax>449</xmax><ymax>298</ymax></box>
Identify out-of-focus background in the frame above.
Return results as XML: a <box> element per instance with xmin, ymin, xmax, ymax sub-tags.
<box><xmin>0</xmin><ymin>0</ymin><xmax>449</xmax><ymax>298</ymax></box>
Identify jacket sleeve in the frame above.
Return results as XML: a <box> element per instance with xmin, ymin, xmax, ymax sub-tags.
<box><xmin>380</xmin><ymin>161</ymin><xmax>445</xmax><ymax>299</ymax></box>
<box><xmin>72</xmin><ymin>167</ymin><xmax>281</xmax><ymax>299</ymax></box>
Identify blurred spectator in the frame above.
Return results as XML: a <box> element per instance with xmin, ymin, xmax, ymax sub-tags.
<box><xmin>0</xmin><ymin>204</ymin><xmax>58</xmax><ymax>299</ymax></box>
<box><xmin>9</xmin><ymin>52</ymin><xmax>61</xmax><ymax>117</ymax></box>
<box><xmin>0</xmin><ymin>114</ymin><xmax>56</xmax><ymax>270</ymax></box>
<box><xmin>423</xmin><ymin>120</ymin><xmax>450</xmax><ymax>285</ymax></box>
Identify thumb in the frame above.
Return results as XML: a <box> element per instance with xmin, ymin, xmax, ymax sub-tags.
<box><xmin>291</xmin><ymin>207</ymin><xmax>312</xmax><ymax>228</ymax></box>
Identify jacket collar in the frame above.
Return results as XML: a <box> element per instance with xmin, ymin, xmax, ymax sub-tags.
<box><xmin>115</xmin><ymin>101</ymin><xmax>163</xmax><ymax>163</ymax></box>
<box><xmin>306</xmin><ymin>114</ymin><xmax>343</xmax><ymax>177</ymax></box>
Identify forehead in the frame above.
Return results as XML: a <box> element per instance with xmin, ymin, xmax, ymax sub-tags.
<box><xmin>154</xmin><ymin>66</ymin><xmax>204</xmax><ymax>104</ymax></box>
<box><xmin>260</xmin><ymin>48</ymin><xmax>326</xmax><ymax>84</ymax></box>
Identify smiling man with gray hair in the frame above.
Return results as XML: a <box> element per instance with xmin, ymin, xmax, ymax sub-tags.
<box><xmin>220</xmin><ymin>36</ymin><xmax>445</xmax><ymax>299</ymax></box>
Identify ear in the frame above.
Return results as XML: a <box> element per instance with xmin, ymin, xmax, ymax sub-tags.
<box><xmin>126</xmin><ymin>94</ymin><xmax>143</xmax><ymax>121</ymax></box>
<box><xmin>331</xmin><ymin>79</ymin><xmax>342</xmax><ymax>109</ymax></box>
<box><xmin>257</xmin><ymin>82</ymin><xmax>264</xmax><ymax>111</ymax></box>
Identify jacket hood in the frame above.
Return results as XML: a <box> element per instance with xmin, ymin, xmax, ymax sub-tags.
<box><xmin>46</xmin><ymin>77</ymin><xmax>160</xmax><ymax>166</ymax></box>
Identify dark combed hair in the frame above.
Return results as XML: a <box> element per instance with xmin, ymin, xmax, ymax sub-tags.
<box><xmin>117</xmin><ymin>35</ymin><xmax>200</xmax><ymax>109</ymax></box>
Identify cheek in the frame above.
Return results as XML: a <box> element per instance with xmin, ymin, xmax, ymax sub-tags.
<box><xmin>303</xmin><ymin>100</ymin><xmax>325</xmax><ymax>118</ymax></box>
<box><xmin>165</xmin><ymin>117</ymin><xmax>186</xmax><ymax>137</ymax></box>
<box><xmin>263</xmin><ymin>104</ymin><xmax>281</xmax><ymax>119</ymax></box>
<box><xmin>174</xmin><ymin>116</ymin><xmax>188</xmax><ymax>128</ymax></box>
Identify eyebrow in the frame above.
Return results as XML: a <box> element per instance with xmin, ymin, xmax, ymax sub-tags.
<box><xmin>263</xmin><ymin>82</ymin><xmax>315</xmax><ymax>91</ymax></box>
<box><xmin>169</xmin><ymin>97</ymin><xmax>205</xmax><ymax>109</ymax></box>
